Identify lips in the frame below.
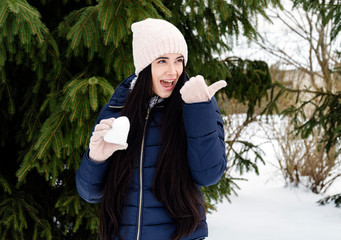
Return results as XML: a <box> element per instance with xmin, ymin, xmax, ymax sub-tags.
<box><xmin>160</xmin><ymin>79</ymin><xmax>175</xmax><ymax>90</ymax></box>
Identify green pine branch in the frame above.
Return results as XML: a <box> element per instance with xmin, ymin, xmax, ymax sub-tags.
<box><xmin>201</xmin><ymin>175</ymin><xmax>243</xmax><ymax>212</ymax></box>
<box><xmin>64</xmin><ymin>6</ymin><xmax>100</xmax><ymax>59</ymax></box>
<box><xmin>17</xmin><ymin>75</ymin><xmax>114</xmax><ymax>184</ymax></box>
<box><xmin>55</xmin><ymin>190</ymin><xmax>100</xmax><ymax>234</ymax></box>
<box><xmin>0</xmin><ymin>191</ymin><xmax>52</xmax><ymax>240</ymax></box>
<box><xmin>318</xmin><ymin>193</ymin><xmax>341</xmax><ymax>208</ymax></box>
<box><xmin>268</xmin><ymin>85</ymin><xmax>341</xmax><ymax>154</ymax></box>
<box><xmin>222</xmin><ymin>57</ymin><xmax>273</xmax><ymax>119</ymax></box>
<box><xmin>0</xmin><ymin>175</ymin><xmax>11</xmax><ymax>194</ymax></box>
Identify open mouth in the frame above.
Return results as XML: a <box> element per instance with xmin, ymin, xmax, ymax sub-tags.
<box><xmin>160</xmin><ymin>79</ymin><xmax>175</xmax><ymax>90</ymax></box>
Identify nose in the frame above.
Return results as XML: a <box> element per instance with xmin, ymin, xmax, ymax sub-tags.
<box><xmin>166</xmin><ymin>62</ymin><xmax>177</xmax><ymax>75</ymax></box>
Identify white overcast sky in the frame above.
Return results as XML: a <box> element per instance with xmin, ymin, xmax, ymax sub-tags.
<box><xmin>227</xmin><ymin>0</ymin><xmax>340</xmax><ymax>71</ymax></box>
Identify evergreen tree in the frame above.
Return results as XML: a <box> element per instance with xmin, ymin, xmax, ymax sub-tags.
<box><xmin>0</xmin><ymin>0</ymin><xmax>280</xmax><ymax>238</ymax></box>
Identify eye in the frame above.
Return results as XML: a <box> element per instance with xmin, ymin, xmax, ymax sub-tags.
<box><xmin>157</xmin><ymin>60</ymin><xmax>166</xmax><ymax>64</ymax></box>
<box><xmin>176</xmin><ymin>58</ymin><xmax>184</xmax><ymax>63</ymax></box>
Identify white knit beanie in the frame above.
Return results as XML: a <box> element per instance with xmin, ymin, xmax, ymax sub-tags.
<box><xmin>131</xmin><ymin>18</ymin><xmax>188</xmax><ymax>76</ymax></box>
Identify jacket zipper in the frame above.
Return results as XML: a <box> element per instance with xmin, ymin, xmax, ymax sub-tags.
<box><xmin>136</xmin><ymin>108</ymin><xmax>151</xmax><ymax>240</ymax></box>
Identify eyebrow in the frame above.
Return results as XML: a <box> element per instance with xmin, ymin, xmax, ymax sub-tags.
<box><xmin>155</xmin><ymin>56</ymin><xmax>184</xmax><ymax>60</ymax></box>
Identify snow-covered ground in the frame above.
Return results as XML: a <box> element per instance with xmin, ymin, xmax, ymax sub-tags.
<box><xmin>207</xmin><ymin>116</ymin><xmax>341</xmax><ymax>240</ymax></box>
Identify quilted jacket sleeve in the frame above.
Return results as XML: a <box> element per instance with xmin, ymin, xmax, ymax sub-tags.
<box><xmin>75</xmin><ymin>150</ymin><xmax>111</xmax><ymax>203</ymax></box>
<box><xmin>183</xmin><ymin>97</ymin><xmax>227</xmax><ymax>187</ymax></box>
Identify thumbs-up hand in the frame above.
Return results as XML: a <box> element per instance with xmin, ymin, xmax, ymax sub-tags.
<box><xmin>180</xmin><ymin>75</ymin><xmax>227</xmax><ymax>104</ymax></box>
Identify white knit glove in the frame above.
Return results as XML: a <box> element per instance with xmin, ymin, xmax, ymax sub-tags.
<box><xmin>180</xmin><ymin>75</ymin><xmax>226</xmax><ymax>103</ymax></box>
<box><xmin>89</xmin><ymin>118</ymin><xmax>128</xmax><ymax>162</ymax></box>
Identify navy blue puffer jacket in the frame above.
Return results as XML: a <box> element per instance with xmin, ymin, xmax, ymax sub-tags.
<box><xmin>76</xmin><ymin>74</ymin><xmax>227</xmax><ymax>239</ymax></box>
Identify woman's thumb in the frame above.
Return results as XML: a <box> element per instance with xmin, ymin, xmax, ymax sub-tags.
<box><xmin>208</xmin><ymin>80</ymin><xmax>227</xmax><ymax>97</ymax></box>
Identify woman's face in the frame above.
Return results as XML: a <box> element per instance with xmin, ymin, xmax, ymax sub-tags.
<box><xmin>151</xmin><ymin>53</ymin><xmax>184</xmax><ymax>98</ymax></box>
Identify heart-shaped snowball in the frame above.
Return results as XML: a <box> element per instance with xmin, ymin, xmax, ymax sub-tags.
<box><xmin>103</xmin><ymin>116</ymin><xmax>130</xmax><ymax>145</ymax></box>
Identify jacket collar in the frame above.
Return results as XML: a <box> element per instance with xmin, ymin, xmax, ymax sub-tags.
<box><xmin>108</xmin><ymin>74</ymin><xmax>136</xmax><ymax>108</ymax></box>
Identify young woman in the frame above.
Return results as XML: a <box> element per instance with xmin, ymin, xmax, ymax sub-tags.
<box><xmin>76</xmin><ymin>18</ymin><xmax>227</xmax><ymax>240</ymax></box>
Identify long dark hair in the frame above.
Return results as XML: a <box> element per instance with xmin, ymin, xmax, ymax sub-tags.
<box><xmin>99</xmin><ymin>64</ymin><xmax>205</xmax><ymax>240</ymax></box>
